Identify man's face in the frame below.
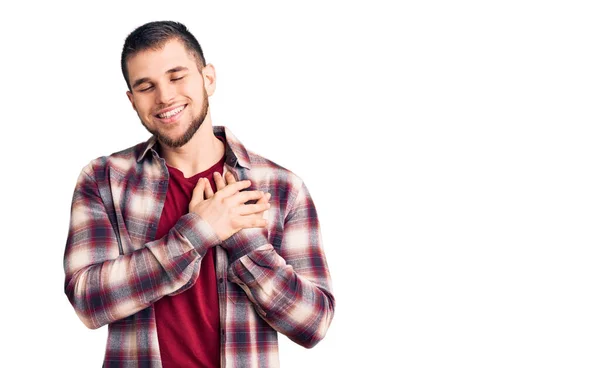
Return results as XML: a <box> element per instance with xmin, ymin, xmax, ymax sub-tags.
<box><xmin>126</xmin><ymin>38</ymin><xmax>214</xmax><ymax>148</ymax></box>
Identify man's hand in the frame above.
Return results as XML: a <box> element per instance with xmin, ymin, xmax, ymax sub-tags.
<box><xmin>189</xmin><ymin>173</ymin><xmax>270</xmax><ymax>241</ymax></box>
<box><xmin>209</xmin><ymin>171</ymin><xmax>271</xmax><ymax>262</ymax></box>
<box><xmin>213</xmin><ymin>171</ymin><xmax>271</xmax><ymax>207</ymax></box>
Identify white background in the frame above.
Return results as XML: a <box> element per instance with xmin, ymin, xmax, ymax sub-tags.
<box><xmin>2</xmin><ymin>1</ymin><xmax>600</xmax><ymax>367</ymax></box>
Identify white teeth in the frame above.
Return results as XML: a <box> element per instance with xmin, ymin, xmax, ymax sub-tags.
<box><xmin>158</xmin><ymin>105</ymin><xmax>185</xmax><ymax>119</ymax></box>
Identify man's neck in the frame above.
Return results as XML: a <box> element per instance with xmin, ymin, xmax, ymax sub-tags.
<box><xmin>159</xmin><ymin>122</ymin><xmax>225</xmax><ymax>178</ymax></box>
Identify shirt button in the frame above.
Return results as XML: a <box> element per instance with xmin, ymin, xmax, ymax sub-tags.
<box><xmin>219</xmin><ymin>278</ymin><xmax>224</xmax><ymax>284</ymax></box>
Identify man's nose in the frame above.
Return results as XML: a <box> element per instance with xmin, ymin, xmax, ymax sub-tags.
<box><xmin>155</xmin><ymin>83</ymin><xmax>176</xmax><ymax>104</ymax></box>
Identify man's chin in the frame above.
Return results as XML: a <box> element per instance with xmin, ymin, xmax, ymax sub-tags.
<box><xmin>157</xmin><ymin>134</ymin><xmax>190</xmax><ymax>148</ymax></box>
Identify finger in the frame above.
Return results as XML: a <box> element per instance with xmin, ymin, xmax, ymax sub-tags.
<box><xmin>214</xmin><ymin>172</ymin><xmax>227</xmax><ymax>191</ymax></box>
<box><xmin>215</xmin><ymin>179</ymin><xmax>252</xmax><ymax>198</ymax></box>
<box><xmin>203</xmin><ymin>178</ymin><xmax>214</xmax><ymax>198</ymax></box>
<box><xmin>256</xmin><ymin>192</ymin><xmax>271</xmax><ymax>205</ymax></box>
<box><xmin>190</xmin><ymin>177</ymin><xmax>206</xmax><ymax>208</ymax></box>
<box><xmin>236</xmin><ymin>202</ymin><xmax>270</xmax><ymax>216</ymax></box>
<box><xmin>228</xmin><ymin>190</ymin><xmax>265</xmax><ymax>205</ymax></box>
<box><xmin>224</xmin><ymin>171</ymin><xmax>237</xmax><ymax>185</ymax></box>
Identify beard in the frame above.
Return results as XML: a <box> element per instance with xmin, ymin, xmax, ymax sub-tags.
<box><xmin>141</xmin><ymin>92</ymin><xmax>209</xmax><ymax>148</ymax></box>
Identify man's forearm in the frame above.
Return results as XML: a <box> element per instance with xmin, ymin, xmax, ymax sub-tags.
<box><xmin>227</xmin><ymin>244</ymin><xmax>335</xmax><ymax>348</ymax></box>
<box><xmin>65</xmin><ymin>213</ymin><xmax>219</xmax><ymax>329</ymax></box>
<box><xmin>64</xmin><ymin>167</ymin><xmax>221</xmax><ymax>329</ymax></box>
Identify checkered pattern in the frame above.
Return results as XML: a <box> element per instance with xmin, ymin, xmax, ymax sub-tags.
<box><xmin>64</xmin><ymin>126</ymin><xmax>335</xmax><ymax>367</ymax></box>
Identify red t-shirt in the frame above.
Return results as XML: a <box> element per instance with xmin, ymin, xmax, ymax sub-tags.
<box><xmin>153</xmin><ymin>150</ymin><xmax>224</xmax><ymax>368</ymax></box>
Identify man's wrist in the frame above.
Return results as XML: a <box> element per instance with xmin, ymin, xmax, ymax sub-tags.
<box><xmin>223</xmin><ymin>228</ymin><xmax>268</xmax><ymax>262</ymax></box>
<box><xmin>175</xmin><ymin>212</ymin><xmax>221</xmax><ymax>254</ymax></box>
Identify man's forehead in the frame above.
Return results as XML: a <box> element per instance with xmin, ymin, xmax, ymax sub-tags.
<box><xmin>127</xmin><ymin>39</ymin><xmax>196</xmax><ymax>76</ymax></box>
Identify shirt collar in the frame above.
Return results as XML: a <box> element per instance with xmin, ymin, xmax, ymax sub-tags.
<box><xmin>136</xmin><ymin>125</ymin><xmax>251</xmax><ymax>169</ymax></box>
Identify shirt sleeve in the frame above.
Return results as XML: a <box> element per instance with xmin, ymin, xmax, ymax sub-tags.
<box><xmin>63</xmin><ymin>163</ymin><xmax>221</xmax><ymax>329</ymax></box>
<box><xmin>227</xmin><ymin>180</ymin><xmax>336</xmax><ymax>348</ymax></box>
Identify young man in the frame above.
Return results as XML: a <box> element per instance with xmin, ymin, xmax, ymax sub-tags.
<box><xmin>63</xmin><ymin>21</ymin><xmax>335</xmax><ymax>367</ymax></box>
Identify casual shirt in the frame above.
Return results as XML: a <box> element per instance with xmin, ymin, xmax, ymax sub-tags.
<box><xmin>154</xmin><ymin>148</ymin><xmax>225</xmax><ymax>367</ymax></box>
<box><xmin>63</xmin><ymin>126</ymin><xmax>335</xmax><ymax>368</ymax></box>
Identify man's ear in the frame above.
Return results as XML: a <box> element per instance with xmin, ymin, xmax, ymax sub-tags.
<box><xmin>202</xmin><ymin>63</ymin><xmax>216</xmax><ymax>97</ymax></box>
<box><xmin>126</xmin><ymin>91</ymin><xmax>137</xmax><ymax>111</ymax></box>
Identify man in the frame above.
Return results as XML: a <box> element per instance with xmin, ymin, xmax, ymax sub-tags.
<box><xmin>63</xmin><ymin>20</ymin><xmax>335</xmax><ymax>367</ymax></box>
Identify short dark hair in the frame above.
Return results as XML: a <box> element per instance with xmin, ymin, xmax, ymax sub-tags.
<box><xmin>121</xmin><ymin>20</ymin><xmax>206</xmax><ymax>90</ymax></box>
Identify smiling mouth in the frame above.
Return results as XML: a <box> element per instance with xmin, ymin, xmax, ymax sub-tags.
<box><xmin>155</xmin><ymin>105</ymin><xmax>187</xmax><ymax>123</ymax></box>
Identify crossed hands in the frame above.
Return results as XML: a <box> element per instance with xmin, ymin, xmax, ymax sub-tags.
<box><xmin>188</xmin><ymin>171</ymin><xmax>270</xmax><ymax>242</ymax></box>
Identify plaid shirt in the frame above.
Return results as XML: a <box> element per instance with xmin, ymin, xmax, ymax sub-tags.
<box><xmin>64</xmin><ymin>126</ymin><xmax>335</xmax><ymax>367</ymax></box>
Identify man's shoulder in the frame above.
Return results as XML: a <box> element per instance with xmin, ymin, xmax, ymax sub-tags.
<box><xmin>80</xmin><ymin>140</ymin><xmax>150</xmax><ymax>177</ymax></box>
<box><xmin>244</xmin><ymin>149</ymin><xmax>318</xmax><ymax>217</ymax></box>
<box><xmin>246</xmin><ymin>148</ymin><xmax>293</xmax><ymax>175</ymax></box>
<box><xmin>245</xmin><ymin>149</ymin><xmax>305</xmax><ymax>191</ymax></box>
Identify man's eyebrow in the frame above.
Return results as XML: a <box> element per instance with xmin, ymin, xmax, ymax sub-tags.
<box><xmin>167</xmin><ymin>66</ymin><xmax>189</xmax><ymax>74</ymax></box>
<box><xmin>131</xmin><ymin>77</ymin><xmax>151</xmax><ymax>90</ymax></box>
<box><xmin>131</xmin><ymin>67</ymin><xmax>189</xmax><ymax>90</ymax></box>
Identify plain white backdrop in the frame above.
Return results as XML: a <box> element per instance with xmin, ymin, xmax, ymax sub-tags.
<box><xmin>2</xmin><ymin>1</ymin><xmax>600</xmax><ymax>367</ymax></box>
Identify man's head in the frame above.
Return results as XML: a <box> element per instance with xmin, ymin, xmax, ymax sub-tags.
<box><xmin>122</xmin><ymin>21</ymin><xmax>215</xmax><ymax>148</ymax></box>
<box><xmin>121</xmin><ymin>21</ymin><xmax>206</xmax><ymax>91</ymax></box>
